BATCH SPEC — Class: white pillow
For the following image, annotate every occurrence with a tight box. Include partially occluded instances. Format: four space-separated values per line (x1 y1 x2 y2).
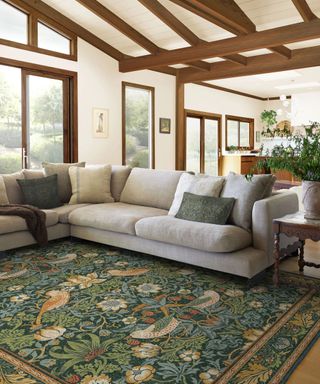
69 165 114 204
0 176 9 204
168 173 225 216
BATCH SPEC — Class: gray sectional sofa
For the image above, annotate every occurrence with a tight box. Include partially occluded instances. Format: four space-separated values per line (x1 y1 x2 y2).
0 166 298 278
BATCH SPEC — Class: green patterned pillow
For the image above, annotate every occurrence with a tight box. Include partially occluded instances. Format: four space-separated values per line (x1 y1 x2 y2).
175 192 235 225
17 174 62 209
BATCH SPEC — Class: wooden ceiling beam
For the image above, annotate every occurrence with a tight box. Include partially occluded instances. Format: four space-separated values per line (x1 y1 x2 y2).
21 0 125 60
223 54 247 65
76 0 160 54
169 0 291 59
177 45 320 83
291 0 318 22
119 19 320 72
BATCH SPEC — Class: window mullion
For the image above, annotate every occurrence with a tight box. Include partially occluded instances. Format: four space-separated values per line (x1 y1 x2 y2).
28 13 38 47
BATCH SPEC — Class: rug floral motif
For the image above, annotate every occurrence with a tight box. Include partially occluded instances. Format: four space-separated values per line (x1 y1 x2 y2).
0 240 319 384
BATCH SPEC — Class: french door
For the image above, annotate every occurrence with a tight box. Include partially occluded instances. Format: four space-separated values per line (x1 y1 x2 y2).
0 63 75 173
185 110 222 175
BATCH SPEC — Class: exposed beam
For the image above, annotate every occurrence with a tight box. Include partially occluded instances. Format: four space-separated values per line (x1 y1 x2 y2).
169 0 291 59
291 0 318 22
76 0 160 54
179 0 256 34
178 45 320 83
138 0 201 46
119 19 320 72
223 54 247 65
21 0 125 61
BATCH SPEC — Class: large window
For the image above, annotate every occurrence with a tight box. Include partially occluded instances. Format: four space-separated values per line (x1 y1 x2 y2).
122 82 155 168
185 110 221 175
225 115 254 150
0 60 77 173
0 0 77 60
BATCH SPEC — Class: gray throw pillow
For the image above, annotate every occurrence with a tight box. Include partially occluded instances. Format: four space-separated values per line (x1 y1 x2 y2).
175 192 235 225
42 162 85 203
17 174 62 209
221 172 276 230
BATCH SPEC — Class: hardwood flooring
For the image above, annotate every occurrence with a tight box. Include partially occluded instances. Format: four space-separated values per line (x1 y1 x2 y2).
280 240 320 383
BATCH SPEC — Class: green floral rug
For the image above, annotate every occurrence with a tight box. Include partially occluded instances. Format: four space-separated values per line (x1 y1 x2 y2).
0 240 319 384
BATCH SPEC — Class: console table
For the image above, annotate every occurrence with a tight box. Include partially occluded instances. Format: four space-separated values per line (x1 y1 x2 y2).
273 212 320 286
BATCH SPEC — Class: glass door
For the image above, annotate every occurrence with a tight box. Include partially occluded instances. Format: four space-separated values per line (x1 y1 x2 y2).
185 111 221 175
0 65 22 173
24 72 66 168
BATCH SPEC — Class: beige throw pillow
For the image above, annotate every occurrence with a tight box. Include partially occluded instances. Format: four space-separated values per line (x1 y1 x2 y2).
2 171 24 204
0 176 9 204
168 173 225 216
221 172 276 230
69 165 114 204
42 162 85 203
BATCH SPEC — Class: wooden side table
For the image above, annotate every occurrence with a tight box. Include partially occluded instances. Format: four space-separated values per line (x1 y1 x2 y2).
273 212 320 286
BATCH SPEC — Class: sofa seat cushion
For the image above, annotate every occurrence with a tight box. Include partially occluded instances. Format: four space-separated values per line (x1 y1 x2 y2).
51 204 90 223
69 203 168 235
135 216 252 253
0 210 58 235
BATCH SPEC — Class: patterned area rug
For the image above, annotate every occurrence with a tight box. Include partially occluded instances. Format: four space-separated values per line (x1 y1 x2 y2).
0 240 319 384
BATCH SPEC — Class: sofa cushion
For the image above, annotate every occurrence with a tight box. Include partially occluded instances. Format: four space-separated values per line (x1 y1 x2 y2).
2 171 24 204
0 209 58 235
17 174 62 209
221 173 276 230
135 215 252 253
120 168 184 210
23 169 45 179
69 202 168 235
111 165 132 201
0 176 9 204
43 161 86 203
51 204 89 223
169 173 225 216
69 165 114 204
175 192 235 225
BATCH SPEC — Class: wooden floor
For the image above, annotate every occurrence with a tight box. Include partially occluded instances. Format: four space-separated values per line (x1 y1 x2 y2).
280 240 320 383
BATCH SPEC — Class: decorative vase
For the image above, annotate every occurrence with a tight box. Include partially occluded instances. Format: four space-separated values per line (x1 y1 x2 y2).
302 180 320 220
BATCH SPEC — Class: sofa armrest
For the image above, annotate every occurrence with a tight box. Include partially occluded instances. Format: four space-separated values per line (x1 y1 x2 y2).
252 191 299 265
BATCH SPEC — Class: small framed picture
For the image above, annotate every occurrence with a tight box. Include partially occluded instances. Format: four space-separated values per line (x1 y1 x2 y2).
93 108 108 138
159 118 171 134
256 131 261 143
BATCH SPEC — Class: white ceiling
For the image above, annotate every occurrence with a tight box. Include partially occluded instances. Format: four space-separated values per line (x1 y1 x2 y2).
42 0 320 97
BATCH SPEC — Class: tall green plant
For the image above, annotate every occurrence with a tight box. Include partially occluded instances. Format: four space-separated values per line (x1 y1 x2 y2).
256 122 320 181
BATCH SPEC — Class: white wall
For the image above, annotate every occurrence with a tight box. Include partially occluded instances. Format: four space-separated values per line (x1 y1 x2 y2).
0 39 176 169
291 91 320 126
185 83 265 151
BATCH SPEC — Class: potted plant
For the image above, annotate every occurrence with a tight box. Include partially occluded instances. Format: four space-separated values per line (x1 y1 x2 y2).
256 122 320 219
260 110 277 137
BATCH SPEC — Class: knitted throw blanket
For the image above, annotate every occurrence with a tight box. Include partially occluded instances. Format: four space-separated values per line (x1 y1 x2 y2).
0 204 48 246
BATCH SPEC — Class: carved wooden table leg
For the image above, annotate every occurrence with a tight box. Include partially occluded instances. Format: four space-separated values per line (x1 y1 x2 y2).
273 232 280 286
298 239 305 272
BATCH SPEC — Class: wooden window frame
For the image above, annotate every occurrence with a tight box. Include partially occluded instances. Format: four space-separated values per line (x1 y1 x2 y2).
225 114 254 150
185 109 222 175
122 81 155 169
0 56 78 167
0 0 77 61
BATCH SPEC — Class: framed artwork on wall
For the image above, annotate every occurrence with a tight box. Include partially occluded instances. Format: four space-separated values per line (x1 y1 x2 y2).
93 108 109 138
159 118 171 134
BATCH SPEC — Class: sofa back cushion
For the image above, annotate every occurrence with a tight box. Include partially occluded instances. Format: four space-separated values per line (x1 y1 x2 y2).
221 172 276 230
1 171 24 204
43 161 85 203
0 176 9 204
120 168 184 210
23 169 45 179
111 165 132 202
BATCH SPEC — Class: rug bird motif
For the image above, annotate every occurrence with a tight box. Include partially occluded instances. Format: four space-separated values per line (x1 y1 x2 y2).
0 240 319 384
